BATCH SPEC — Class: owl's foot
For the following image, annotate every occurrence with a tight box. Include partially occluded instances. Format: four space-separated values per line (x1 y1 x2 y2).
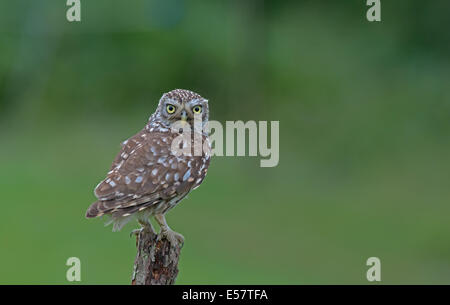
130 219 156 238
130 228 143 238
154 213 184 246
157 228 184 247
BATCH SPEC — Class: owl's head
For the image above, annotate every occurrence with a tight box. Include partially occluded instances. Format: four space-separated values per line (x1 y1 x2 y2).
155 89 209 129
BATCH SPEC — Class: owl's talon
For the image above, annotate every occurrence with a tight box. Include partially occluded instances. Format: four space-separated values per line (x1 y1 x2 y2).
130 228 142 238
154 213 184 246
158 229 184 247
130 222 156 238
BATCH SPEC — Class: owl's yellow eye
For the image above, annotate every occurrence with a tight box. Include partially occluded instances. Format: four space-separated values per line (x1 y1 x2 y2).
192 105 202 114
166 104 176 114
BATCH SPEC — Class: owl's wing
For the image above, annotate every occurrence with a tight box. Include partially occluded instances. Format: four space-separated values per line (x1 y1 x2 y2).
85 129 209 218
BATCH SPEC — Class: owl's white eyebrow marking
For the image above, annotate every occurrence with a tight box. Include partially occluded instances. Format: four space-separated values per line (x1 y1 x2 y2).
187 98 200 105
183 169 191 181
125 176 131 184
135 176 143 183
164 97 181 105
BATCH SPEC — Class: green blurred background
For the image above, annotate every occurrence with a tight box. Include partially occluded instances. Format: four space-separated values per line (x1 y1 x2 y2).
1 0 449 284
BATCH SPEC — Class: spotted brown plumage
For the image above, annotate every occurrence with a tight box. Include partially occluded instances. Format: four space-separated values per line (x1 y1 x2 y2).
86 89 211 245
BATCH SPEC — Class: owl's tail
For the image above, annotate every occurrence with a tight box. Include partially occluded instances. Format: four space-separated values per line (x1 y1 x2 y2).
85 201 100 218
86 198 126 217
86 200 138 231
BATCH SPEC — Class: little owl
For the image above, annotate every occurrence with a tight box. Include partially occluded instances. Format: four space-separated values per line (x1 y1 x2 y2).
85 89 211 245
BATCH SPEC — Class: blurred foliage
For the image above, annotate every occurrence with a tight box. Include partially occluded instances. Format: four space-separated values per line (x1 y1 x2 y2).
0 0 449 284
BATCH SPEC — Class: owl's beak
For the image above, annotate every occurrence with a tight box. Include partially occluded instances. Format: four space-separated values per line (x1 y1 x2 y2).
180 110 188 122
